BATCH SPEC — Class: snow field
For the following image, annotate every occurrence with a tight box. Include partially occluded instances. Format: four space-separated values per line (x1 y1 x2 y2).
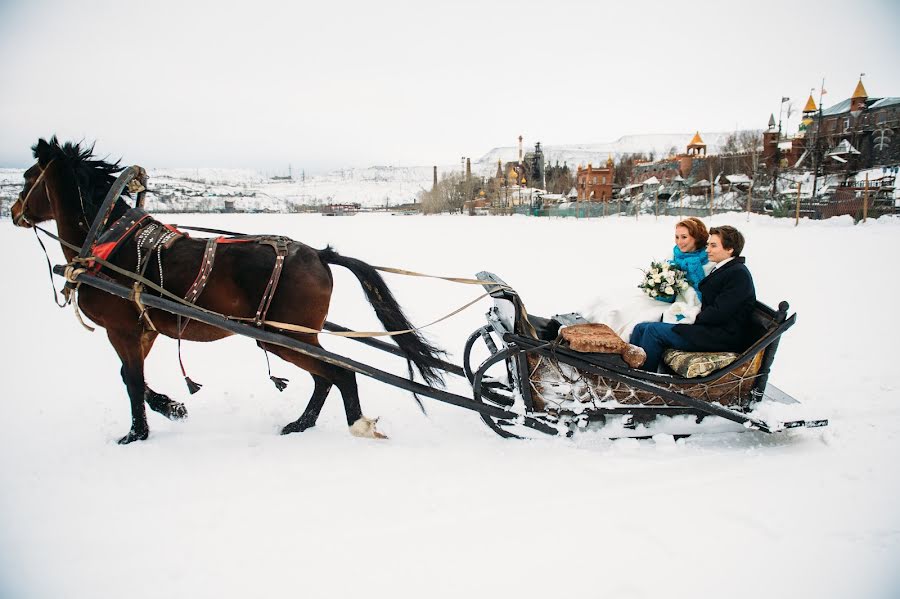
1 212 899 599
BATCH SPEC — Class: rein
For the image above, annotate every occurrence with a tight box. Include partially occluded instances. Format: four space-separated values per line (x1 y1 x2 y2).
39 220 508 339
26 163 514 339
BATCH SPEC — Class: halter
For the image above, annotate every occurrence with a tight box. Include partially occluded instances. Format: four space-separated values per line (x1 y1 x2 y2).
13 159 56 227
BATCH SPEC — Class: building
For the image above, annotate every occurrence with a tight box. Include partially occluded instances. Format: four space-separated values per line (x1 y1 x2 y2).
576 157 615 201
631 132 711 185
804 77 900 170
522 142 546 189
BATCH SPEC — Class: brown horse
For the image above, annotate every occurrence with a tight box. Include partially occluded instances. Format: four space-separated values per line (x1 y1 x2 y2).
11 137 445 444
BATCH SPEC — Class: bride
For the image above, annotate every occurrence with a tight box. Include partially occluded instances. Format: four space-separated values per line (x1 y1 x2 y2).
586 217 712 340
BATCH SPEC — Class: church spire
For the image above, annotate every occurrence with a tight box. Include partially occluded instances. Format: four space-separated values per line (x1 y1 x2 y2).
803 94 817 113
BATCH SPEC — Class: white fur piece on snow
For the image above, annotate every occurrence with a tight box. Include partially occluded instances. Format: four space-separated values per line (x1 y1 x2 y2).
349 416 388 439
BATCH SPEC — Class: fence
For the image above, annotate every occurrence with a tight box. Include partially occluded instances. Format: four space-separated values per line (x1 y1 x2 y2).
501 188 899 223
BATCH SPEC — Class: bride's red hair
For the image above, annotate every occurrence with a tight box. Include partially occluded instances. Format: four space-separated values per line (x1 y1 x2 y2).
676 217 709 248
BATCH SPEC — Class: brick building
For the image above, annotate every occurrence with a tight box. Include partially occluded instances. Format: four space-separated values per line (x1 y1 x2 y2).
631 132 711 185
576 157 615 201
803 78 900 171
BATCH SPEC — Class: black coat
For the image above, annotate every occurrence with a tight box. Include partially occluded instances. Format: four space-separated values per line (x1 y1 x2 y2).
672 256 756 351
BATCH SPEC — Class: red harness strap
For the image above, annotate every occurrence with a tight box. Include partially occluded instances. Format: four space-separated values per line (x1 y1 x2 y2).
87 213 152 271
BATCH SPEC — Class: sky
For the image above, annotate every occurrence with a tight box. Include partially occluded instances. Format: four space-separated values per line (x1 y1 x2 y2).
1 0 898 172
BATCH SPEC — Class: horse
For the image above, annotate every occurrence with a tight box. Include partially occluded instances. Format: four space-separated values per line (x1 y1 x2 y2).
11 137 445 444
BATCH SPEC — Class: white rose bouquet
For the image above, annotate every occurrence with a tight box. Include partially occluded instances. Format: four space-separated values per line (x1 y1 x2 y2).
638 261 690 303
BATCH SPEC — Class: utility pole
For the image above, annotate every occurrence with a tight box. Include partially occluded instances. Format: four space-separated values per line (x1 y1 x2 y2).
747 180 753 222
655 186 659 220
863 173 869 223
772 96 789 202
810 79 825 203
794 180 803 226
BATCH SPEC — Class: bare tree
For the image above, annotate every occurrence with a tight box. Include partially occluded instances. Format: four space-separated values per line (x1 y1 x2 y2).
613 152 650 186
545 162 574 194
418 172 480 214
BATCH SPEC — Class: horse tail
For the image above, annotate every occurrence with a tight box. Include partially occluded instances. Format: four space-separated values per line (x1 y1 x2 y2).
317 246 446 390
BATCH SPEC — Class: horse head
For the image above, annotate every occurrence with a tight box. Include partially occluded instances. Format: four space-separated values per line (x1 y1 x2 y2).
11 137 123 231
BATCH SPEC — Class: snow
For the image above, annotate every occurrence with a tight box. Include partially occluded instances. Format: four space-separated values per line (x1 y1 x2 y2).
1 211 899 599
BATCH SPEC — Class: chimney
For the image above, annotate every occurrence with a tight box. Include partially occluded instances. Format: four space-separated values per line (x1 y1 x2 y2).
433 166 437 190
466 157 471 181
518 135 523 163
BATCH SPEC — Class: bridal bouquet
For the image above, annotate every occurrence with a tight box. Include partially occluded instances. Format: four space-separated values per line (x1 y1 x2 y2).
639 261 689 303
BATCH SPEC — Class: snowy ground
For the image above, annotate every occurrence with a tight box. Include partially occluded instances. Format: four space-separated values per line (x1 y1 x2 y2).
1 212 899 599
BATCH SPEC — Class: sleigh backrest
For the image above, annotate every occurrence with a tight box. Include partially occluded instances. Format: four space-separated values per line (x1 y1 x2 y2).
746 300 793 398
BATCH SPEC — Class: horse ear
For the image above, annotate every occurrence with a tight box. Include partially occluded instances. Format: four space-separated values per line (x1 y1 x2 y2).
34 138 52 167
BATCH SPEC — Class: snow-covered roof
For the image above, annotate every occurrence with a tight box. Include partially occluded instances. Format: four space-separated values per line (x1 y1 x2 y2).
821 98 853 117
621 183 643 191
691 179 710 187
870 97 900 110
725 174 752 184
642 176 660 186
827 139 861 156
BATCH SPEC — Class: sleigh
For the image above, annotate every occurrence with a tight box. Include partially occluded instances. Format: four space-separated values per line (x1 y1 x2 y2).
461 272 829 438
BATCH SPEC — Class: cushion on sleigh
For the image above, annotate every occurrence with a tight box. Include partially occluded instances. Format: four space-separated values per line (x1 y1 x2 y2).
662 349 739 378
560 323 646 368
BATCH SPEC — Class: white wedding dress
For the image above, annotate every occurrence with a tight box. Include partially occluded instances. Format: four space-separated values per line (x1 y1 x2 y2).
584 260 714 342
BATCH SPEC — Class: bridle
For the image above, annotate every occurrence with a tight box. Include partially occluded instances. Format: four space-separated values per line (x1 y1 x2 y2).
14 159 55 227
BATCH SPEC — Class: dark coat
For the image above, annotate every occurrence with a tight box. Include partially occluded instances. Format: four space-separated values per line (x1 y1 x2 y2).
672 256 756 351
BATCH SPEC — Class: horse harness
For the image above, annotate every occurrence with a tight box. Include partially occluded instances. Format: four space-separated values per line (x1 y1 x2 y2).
185 234 291 326
91 206 292 331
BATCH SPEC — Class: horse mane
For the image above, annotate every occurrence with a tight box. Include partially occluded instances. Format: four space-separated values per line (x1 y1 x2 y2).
32 136 125 218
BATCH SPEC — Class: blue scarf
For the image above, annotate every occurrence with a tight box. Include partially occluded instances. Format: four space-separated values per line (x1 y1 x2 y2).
671 246 708 298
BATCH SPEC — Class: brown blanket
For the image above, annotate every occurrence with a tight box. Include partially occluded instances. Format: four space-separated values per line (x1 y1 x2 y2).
560 323 646 368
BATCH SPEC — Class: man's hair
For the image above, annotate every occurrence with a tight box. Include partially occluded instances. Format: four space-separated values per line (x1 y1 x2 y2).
676 217 709 248
709 225 745 257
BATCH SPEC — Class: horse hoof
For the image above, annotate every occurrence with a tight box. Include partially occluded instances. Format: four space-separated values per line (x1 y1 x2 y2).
281 420 314 435
117 428 149 445
349 416 388 440
145 391 187 421
166 402 188 421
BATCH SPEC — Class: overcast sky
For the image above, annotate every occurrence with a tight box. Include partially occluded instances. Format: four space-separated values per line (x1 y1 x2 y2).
1 0 898 172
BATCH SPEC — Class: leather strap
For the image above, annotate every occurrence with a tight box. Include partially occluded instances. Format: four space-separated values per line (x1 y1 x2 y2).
254 237 290 326
185 237 219 304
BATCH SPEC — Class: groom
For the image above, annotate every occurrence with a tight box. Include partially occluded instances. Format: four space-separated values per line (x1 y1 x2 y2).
630 225 756 371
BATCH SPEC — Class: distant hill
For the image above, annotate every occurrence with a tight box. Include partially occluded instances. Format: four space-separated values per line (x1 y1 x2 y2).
473 132 736 175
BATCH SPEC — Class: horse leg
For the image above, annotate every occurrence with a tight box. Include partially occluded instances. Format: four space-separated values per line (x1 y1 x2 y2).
107 328 150 444
261 341 385 439
137 330 188 421
331 366 387 439
281 374 332 435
